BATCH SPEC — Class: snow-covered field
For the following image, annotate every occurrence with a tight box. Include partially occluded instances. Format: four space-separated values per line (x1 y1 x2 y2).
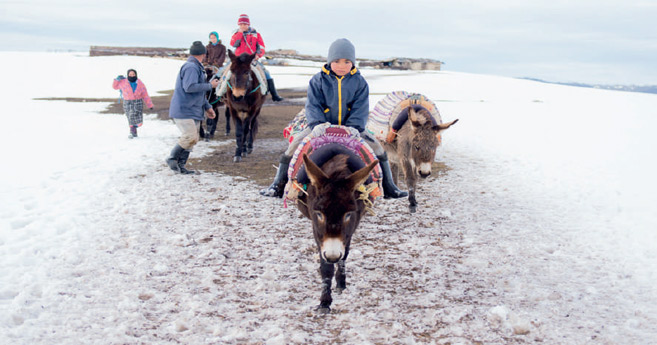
1 52 656 344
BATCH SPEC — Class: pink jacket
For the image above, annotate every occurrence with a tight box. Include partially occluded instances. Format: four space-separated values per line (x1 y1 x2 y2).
112 79 154 108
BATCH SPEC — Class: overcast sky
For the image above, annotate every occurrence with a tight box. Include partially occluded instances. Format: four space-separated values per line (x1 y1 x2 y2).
2 0 655 85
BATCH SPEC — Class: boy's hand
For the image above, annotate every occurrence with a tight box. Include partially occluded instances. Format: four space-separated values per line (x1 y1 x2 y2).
210 79 220 88
206 108 216 119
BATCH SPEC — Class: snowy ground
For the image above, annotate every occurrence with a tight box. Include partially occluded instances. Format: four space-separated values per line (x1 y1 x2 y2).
1 52 656 344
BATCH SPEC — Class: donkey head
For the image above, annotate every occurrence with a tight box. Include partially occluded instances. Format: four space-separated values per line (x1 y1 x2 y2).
408 108 458 178
227 50 256 98
301 153 378 263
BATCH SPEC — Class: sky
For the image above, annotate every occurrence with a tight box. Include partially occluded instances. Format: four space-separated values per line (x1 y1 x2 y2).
1 0 656 85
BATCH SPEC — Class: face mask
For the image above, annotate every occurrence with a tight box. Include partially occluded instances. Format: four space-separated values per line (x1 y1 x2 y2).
128 76 137 82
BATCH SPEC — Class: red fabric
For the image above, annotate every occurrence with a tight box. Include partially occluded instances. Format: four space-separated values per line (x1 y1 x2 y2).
238 14 250 25
230 30 265 58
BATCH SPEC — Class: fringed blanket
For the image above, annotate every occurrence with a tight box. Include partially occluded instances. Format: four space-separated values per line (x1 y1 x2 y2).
283 124 382 209
366 91 442 141
283 109 308 143
215 62 268 99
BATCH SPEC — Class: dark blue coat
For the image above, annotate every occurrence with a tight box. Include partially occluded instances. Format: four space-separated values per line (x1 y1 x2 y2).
169 56 212 120
305 65 369 132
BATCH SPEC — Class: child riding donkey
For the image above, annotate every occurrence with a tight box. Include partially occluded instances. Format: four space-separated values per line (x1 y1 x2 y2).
260 38 407 199
216 14 284 102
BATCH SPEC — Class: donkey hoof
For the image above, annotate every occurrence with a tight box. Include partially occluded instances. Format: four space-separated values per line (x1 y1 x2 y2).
233 156 242 163
247 148 253 154
315 306 331 314
409 204 417 213
241 151 248 157
225 131 230 136
334 287 344 295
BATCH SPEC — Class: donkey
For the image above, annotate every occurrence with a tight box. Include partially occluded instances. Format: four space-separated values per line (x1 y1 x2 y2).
297 153 379 313
202 67 230 138
384 107 458 212
224 50 265 162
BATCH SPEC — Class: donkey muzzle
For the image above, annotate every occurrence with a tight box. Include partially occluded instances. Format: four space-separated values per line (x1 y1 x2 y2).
321 238 345 263
418 162 432 178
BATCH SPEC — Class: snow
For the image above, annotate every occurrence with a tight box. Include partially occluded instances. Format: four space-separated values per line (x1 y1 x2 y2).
1 51 657 344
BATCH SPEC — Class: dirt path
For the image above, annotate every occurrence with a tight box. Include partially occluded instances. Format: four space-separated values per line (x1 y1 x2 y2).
41 89 306 186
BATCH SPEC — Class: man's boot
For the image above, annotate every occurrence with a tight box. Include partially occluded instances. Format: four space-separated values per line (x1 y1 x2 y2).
129 126 138 139
267 78 284 102
378 153 408 199
177 149 198 175
166 144 185 172
259 155 291 197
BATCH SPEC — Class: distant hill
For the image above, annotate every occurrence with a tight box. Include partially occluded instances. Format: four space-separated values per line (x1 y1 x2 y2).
521 77 657 95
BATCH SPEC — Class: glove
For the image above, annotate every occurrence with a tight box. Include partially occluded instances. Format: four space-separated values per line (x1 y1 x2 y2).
116 75 125 80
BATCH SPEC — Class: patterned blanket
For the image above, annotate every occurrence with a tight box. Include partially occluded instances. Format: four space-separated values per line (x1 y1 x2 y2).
283 124 382 208
215 61 268 98
366 91 442 141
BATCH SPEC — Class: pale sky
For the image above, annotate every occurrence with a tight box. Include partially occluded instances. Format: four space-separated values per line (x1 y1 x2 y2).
1 0 655 85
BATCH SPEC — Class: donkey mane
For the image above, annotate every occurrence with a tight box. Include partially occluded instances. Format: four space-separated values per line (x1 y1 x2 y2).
321 155 352 180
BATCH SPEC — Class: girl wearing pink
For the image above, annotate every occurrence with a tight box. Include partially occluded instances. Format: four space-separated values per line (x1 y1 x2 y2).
112 69 154 138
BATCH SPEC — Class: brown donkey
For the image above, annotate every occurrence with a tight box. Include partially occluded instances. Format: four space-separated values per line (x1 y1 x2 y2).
224 50 265 162
384 107 458 212
297 153 379 313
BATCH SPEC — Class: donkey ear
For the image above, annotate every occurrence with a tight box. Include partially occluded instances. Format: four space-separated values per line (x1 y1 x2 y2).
432 119 459 132
246 53 257 64
228 50 236 61
408 108 426 127
302 153 329 187
346 159 379 192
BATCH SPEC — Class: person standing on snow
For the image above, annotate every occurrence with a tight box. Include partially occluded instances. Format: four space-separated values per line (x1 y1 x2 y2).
112 69 153 138
166 41 220 175
229 13 284 102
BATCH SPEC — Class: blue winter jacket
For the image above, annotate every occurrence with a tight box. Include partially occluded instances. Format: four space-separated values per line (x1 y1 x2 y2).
305 65 369 132
169 56 212 120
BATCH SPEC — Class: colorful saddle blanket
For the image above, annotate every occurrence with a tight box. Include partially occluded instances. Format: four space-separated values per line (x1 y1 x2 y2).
215 61 268 98
283 124 382 207
366 91 442 141
283 108 308 143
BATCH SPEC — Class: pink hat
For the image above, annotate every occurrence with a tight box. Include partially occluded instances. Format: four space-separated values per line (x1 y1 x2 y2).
238 14 250 25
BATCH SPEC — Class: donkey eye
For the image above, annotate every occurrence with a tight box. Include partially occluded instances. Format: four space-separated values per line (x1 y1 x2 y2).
314 211 325 222
415 145 421 151
343 212 354 223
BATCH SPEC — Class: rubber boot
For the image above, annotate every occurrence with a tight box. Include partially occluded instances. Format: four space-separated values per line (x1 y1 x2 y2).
259 155 291 197
267 78 284 102
166 144 185 172
177 149 198 175
378 153 408 199
129 126 138 139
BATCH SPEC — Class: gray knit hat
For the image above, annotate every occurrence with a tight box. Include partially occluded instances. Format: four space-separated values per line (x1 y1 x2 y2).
189 41 206 56
327 38 355 65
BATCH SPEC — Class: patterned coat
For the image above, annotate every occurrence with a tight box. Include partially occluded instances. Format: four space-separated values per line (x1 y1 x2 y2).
112 79 153 108
230 27 265 58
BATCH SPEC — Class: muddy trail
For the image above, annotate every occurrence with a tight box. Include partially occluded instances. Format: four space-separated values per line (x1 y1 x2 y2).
40 89 307 186
41 88 449 186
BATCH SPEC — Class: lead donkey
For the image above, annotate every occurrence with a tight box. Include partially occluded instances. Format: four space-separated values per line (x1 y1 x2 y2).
283 124 382 313
367 92 458 212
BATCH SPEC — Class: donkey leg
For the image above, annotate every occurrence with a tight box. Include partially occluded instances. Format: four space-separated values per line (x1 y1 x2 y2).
317 259 335 313
403 161 418 212
335 259 347 294
241 121 250 157
224 107 231 136
233 119 244 162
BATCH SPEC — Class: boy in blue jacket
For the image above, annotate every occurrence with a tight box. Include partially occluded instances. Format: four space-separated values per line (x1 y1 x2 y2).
260 38 407 198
